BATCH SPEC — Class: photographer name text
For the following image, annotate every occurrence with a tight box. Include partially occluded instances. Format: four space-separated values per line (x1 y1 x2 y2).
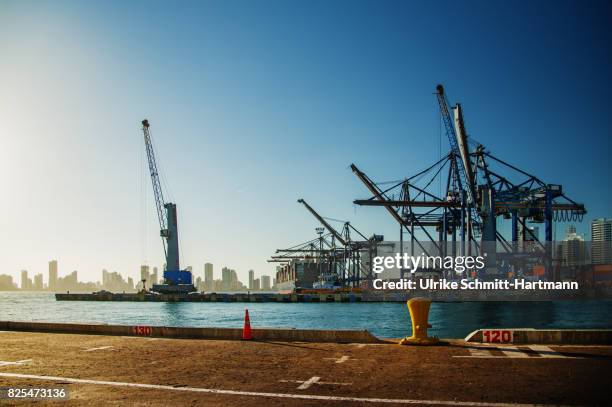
373 278 579 290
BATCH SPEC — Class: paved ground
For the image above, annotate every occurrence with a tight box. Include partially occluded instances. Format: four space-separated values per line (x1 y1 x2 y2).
0 331 610 406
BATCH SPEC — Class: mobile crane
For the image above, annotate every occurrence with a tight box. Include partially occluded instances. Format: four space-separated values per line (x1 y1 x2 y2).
141 119 195 294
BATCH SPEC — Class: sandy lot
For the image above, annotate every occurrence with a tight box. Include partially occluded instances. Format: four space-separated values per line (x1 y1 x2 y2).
0 331 610 406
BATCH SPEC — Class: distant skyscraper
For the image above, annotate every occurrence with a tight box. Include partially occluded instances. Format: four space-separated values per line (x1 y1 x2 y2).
221 267 230 291
140 265 150 287
248 270 254 290
261 275 271 290
151 267 158 285
221 267 240 291
204 263 213 291
21 270 30 290
34 273 43 290
591 218 612 265
68 271 78 287
48 260 58 291
100 269 135 292
559 225 585 267
0 274 16 290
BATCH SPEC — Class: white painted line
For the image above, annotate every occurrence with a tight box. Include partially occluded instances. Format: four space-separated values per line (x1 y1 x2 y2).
0 371 571 406
453 356 512 359
127 336 162 341
454 345 581 359
324 355 353 364
454 347 522 359
280 377 351 389
318 380 351 386
297 376 319 390
529 345 575 358
83 346 113 352
336 355 350 364
501 346 530 358
453 347 497 358
0 359 32 367
469 347 493 357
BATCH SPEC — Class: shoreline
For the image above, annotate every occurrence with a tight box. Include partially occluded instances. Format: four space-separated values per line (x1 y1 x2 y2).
52 287 612 302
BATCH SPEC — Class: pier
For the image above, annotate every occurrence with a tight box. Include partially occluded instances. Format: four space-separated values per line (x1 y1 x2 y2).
55 291 364 303
1 329 610 406
55 287 610 302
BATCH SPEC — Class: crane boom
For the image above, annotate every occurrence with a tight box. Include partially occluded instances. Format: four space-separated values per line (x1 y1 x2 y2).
142 119 167 245
435 85 476 205
297 199 348 246
435 85 482 239
350 164 405 226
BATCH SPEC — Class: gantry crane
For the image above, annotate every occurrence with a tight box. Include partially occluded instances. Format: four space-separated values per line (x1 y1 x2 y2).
297 199 375 287
351 85 586 280
141 119 195 294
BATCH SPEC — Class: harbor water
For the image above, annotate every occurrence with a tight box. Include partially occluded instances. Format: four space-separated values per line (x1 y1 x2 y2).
1 292 611 338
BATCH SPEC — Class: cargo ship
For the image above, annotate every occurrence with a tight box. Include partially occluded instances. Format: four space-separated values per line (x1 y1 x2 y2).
275 259 359 293
275 259 322 293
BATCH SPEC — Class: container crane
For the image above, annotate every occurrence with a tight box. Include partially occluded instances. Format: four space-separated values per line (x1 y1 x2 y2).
351 84 586 280
141 119 195 294
296 199 381 287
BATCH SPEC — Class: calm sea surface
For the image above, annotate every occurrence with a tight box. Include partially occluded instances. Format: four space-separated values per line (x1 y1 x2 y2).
1 292 611 338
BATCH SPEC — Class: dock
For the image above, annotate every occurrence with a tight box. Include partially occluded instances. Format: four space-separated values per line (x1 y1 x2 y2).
55 291 364 302
55 287 611 302
1 328 610 406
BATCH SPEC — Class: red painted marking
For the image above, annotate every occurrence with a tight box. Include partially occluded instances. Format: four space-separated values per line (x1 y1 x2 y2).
133 326 152 336
482 329 513 343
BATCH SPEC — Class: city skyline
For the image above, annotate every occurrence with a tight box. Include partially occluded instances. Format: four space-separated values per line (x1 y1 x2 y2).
0 259 274 292
1 1 610 283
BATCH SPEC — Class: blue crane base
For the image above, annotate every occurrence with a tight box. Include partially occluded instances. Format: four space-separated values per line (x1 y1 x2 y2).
163 270 193 285
151 270 196 294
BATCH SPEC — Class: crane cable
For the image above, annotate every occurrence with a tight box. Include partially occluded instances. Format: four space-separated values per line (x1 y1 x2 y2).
139 129 149 266
554 210 584 222
439 105 442 198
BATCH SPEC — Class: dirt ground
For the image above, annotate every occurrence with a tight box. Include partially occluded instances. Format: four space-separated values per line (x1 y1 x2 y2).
0 331 610 406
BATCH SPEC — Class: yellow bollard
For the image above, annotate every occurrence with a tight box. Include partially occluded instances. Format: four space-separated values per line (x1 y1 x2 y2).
399 297 439 345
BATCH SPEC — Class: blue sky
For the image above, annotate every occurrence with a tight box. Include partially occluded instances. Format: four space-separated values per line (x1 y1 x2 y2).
1 0 610 284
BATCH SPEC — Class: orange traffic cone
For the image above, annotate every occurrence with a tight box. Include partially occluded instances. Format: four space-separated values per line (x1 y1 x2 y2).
242 309 252 340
